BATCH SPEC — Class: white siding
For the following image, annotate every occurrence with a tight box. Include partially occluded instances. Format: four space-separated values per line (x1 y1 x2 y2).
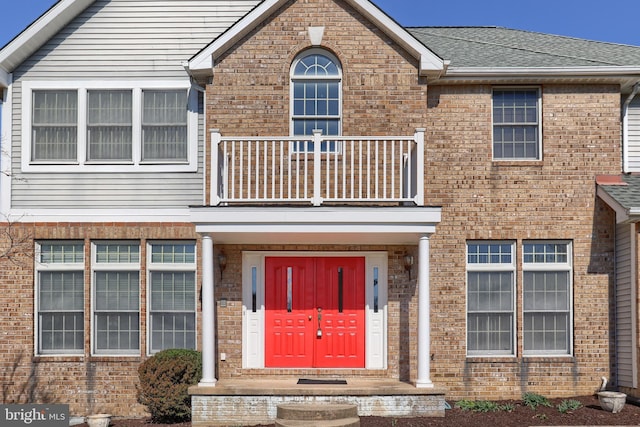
627 98 640 172
615 223 637 388
10 0 259 209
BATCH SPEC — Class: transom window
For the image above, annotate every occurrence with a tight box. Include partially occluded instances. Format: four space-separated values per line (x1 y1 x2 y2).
492 88 541 160
290 50 341 151
23 81 197 172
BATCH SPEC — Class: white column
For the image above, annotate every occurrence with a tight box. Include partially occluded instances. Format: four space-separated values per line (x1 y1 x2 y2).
199 235 217 386
416 234 434 388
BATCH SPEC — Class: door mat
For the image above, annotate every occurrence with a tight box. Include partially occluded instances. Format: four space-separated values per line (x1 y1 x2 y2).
297 378 348 385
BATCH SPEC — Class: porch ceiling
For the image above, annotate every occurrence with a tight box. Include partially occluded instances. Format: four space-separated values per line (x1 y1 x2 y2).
189 206 441 245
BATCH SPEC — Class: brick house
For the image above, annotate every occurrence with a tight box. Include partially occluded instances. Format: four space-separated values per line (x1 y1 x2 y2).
2 0 640 425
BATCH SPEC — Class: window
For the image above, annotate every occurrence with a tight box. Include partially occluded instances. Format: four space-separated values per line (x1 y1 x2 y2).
493 88 540 160
32 90 78 161
92 242 140 355
87 90 133 161
142 90 188 161
23 81 197 172
523 241 572 355
291 50 341 151
148 242 196 353
36 242 85 354
466 242 515 356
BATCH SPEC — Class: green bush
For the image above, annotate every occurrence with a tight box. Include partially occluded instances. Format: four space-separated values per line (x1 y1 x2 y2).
455 400 513 412
522 392 552 410
137 349 202 423
557 399 582 413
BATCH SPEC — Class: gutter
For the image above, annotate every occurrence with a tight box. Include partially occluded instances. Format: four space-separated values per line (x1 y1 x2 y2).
623 82 640 173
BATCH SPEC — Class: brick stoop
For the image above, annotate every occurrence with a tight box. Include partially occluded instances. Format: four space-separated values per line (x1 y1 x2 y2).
275 403 359 427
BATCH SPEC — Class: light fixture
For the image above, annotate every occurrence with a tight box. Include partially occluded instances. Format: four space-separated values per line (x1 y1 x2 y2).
403 253 414 280
218 252 227 280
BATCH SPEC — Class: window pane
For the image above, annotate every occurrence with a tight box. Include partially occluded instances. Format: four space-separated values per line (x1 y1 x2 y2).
468 313 513 353
493 89 539 160
95 313 139 351
150 243 195 264
94 271 139 311
524 313 569 353
150 313 196 352
468 271 514 311
87 90 133 161
142 90 188 161
95 243 140 263
32 90 78 161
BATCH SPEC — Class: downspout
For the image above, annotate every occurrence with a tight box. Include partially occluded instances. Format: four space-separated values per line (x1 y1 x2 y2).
189 79 207 205
622 82 640 173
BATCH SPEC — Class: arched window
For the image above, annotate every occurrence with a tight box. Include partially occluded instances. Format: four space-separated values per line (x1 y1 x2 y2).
291 50 342 149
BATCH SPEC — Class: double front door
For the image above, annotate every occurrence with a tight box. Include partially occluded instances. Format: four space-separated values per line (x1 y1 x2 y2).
265 256 365 368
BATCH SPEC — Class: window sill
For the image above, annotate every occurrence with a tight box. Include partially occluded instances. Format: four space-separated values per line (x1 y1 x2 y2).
34 355 143 363
491 160 543 167
466 356 575 363
22 162 198 173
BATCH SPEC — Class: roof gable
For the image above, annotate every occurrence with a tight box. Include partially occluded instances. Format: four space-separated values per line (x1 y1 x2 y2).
186 0 446 79
0 0 95 87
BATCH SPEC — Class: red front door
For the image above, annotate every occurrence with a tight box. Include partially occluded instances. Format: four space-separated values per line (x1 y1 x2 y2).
265 257 365 368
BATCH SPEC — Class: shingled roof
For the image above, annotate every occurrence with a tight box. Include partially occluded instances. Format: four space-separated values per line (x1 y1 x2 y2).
597 175 640 223
408 26 640 68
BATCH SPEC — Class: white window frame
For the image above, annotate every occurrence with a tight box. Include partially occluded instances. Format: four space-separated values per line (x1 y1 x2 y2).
91 241 141 356
492 87 542 161
289 49 342 153
522 240 573 356
466 241 516 357
21 80 198 173
146 241 197 355
35 241 85 356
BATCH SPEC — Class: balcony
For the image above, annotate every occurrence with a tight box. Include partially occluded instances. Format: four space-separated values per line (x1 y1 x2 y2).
210 129 425 207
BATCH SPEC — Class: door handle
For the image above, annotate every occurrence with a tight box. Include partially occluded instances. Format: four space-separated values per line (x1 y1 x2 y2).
317 307 322 337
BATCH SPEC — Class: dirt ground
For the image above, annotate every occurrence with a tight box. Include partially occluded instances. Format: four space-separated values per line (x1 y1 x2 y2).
83 395 640 426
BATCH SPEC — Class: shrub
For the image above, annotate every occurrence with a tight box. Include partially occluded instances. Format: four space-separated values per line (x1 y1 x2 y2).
455 400 511 412
557 399 582 413
522 392 552 410
137 349 202 423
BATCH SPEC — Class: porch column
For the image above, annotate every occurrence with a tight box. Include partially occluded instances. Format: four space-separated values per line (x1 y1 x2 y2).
199 235 217 386
416 234 434 388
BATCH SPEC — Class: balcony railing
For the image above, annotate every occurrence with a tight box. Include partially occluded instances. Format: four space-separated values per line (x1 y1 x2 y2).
210 129 424 206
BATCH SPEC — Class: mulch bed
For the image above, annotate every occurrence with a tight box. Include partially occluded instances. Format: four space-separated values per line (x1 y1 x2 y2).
88 395 640 426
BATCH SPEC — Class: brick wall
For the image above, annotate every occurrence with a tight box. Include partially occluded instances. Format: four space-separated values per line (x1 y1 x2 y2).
0 222 199 417
425 84 619 399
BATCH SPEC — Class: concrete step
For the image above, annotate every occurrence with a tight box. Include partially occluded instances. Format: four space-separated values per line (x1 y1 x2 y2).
275 417 360 427
276 403 358 421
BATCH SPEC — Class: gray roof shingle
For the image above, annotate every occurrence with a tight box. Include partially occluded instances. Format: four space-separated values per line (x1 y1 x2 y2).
599 175 640 211
407 27 640 68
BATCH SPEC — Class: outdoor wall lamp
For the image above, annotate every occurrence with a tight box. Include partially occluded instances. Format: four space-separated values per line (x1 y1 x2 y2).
218 252 227 280
403 253 414 280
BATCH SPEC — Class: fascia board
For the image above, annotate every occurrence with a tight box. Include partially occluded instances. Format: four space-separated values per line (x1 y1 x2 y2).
0 69 8 89
443 66 640 78
188 0 444 75
0 0 95 74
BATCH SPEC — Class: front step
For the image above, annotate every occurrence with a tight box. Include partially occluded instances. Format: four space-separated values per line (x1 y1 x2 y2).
275 403 360 427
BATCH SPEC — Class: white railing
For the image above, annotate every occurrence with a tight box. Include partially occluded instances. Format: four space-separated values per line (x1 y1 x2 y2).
210 129 424 206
